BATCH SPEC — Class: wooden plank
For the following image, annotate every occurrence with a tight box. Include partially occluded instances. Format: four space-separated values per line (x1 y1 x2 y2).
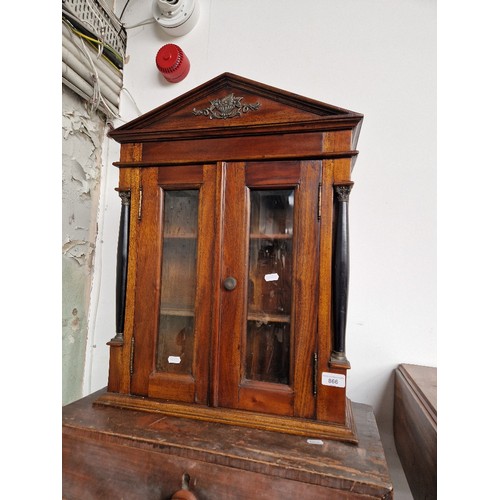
157 164 204 185
207 162 226 408
142 133 324 164
292 160 321 419
95 391 356 443
130 168 161 396
107 147 142 394
245 161 301 186
217 162 248 409
316 160 348 424
191 164 218 404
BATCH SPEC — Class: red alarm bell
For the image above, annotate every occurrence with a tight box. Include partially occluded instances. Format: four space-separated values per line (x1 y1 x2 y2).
155 44 190 83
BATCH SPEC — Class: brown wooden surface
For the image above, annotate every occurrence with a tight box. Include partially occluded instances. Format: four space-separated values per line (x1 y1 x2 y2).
130 167 161 396
107 147 141 394
316 160 349 424
152 163 217 406
217 160 321 418
216 161 247 410
207 162 226 408
394 364 437 500
63 390 393 500
290 160 321 419
142 132 328 165
398 363 437 420
95 391 357 443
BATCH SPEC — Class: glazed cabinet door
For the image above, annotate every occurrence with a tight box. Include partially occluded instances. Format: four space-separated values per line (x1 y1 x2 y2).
131 165 217 404
217 161 321 418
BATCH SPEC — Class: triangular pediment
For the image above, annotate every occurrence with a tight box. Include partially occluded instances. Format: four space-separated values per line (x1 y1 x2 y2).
109 73 363 143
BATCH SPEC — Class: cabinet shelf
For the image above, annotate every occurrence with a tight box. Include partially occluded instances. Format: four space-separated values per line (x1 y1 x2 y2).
249 233 292 240
160 307 195 317
163 233 197 239
247 312 291 324
160 310 289 322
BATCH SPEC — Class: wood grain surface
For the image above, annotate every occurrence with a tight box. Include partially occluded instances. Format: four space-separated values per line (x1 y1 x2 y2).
394 364 436 500
63 389 392 499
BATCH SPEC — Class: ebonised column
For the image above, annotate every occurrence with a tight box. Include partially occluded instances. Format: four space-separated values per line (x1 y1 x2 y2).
109 190 131 345
330 182 353 365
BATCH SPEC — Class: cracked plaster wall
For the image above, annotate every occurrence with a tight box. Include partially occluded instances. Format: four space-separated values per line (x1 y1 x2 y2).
62 85 105 405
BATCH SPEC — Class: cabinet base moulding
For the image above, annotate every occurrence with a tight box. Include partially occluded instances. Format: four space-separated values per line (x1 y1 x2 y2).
94 391 358 444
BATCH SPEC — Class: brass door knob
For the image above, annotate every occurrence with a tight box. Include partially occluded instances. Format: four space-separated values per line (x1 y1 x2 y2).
223 276 237 291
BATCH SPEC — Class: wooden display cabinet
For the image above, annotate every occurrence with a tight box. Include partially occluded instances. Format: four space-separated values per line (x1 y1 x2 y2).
96 73 363 443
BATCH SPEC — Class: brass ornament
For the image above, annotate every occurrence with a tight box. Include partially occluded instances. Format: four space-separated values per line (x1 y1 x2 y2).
193 93 261 119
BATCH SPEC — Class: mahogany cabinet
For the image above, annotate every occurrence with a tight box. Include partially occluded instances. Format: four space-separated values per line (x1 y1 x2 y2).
96 73 364 443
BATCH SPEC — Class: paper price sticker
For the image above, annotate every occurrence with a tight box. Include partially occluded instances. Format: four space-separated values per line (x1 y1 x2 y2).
306 439 324 445
264 273 279 282
321 372 346 388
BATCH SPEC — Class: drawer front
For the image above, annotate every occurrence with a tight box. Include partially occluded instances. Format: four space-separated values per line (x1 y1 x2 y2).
63 431 388 500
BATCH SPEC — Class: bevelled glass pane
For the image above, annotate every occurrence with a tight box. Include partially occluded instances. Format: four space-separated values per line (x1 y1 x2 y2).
246 190 294 384
157 190 199 374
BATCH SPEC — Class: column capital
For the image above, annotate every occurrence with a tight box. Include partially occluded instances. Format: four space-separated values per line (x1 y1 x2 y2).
118 190 131 205
334 182 354 202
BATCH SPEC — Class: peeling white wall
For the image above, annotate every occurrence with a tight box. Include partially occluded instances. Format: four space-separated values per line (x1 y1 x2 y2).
86 0 436 437
62 85 105 404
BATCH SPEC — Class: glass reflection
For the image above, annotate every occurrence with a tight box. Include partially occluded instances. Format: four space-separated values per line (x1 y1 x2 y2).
246 190 294 384
157 190 199 375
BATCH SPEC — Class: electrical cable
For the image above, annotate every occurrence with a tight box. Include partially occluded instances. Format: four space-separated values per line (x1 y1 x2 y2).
64 19 121 119
64 20 145 124
122 18 156 29
81 39 121 119
62 5 99 39
83 0 105 57
62 11 124 69
66 23 120 70
118 0 156 30
62 4 149 122
121 87 143 116
119 0 132 20
65 17 123 66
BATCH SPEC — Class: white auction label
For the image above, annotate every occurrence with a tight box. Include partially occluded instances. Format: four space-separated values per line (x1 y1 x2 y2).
168 356 181 364
321 372 346 388
306 439 324 445
264 273 279 282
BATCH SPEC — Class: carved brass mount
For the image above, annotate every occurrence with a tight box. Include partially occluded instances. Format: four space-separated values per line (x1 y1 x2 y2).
192 93 261 120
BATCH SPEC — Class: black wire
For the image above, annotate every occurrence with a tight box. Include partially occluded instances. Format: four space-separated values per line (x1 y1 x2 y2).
119 0 131 21
62 13 124 69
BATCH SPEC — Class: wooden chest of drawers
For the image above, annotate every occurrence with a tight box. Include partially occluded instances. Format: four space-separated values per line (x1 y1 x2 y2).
63 389 393 499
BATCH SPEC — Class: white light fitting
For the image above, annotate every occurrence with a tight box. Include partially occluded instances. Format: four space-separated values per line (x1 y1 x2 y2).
153 0 200 37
